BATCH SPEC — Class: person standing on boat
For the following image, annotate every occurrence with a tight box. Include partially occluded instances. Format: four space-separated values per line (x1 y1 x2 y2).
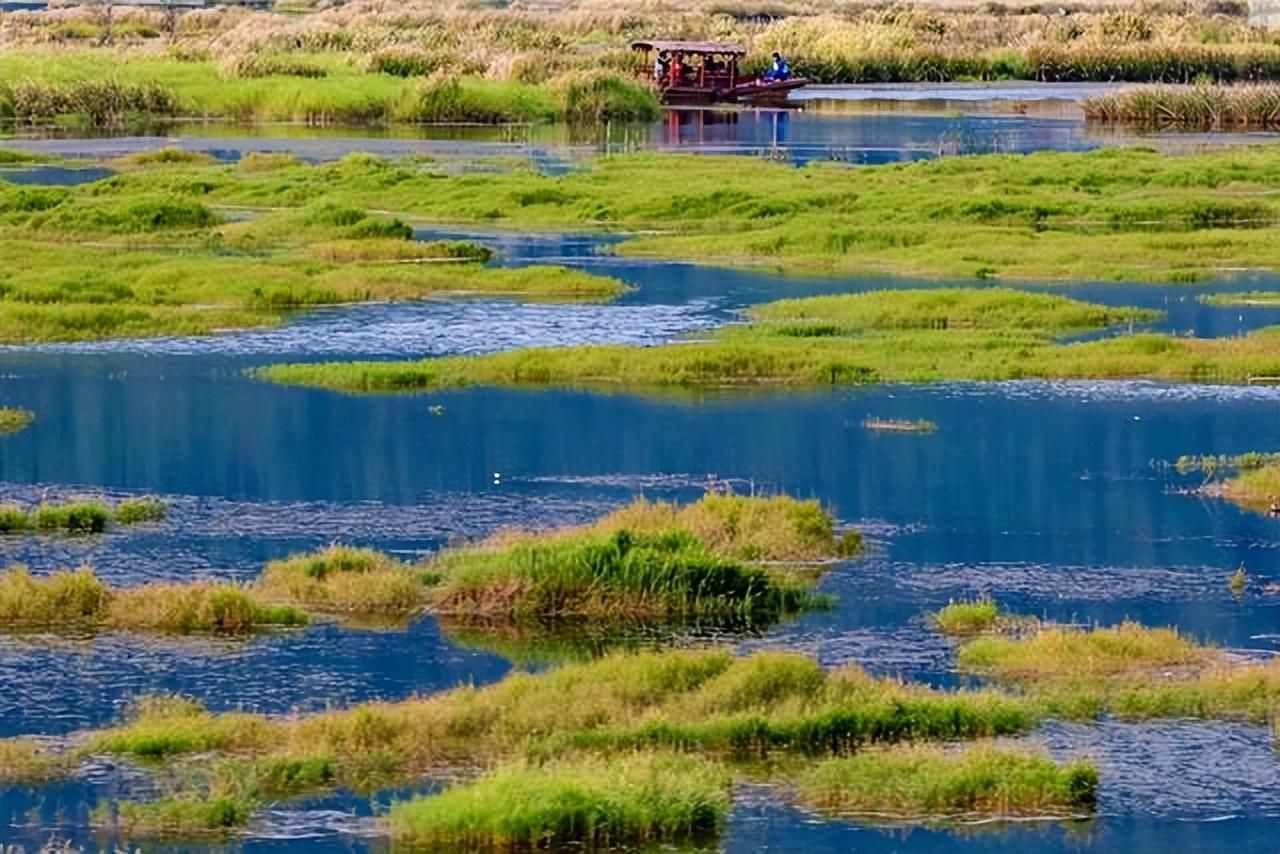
765 52 791 81
654 51 670 85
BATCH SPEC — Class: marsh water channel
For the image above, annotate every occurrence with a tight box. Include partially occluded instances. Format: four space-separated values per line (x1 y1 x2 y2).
1 100 1280 852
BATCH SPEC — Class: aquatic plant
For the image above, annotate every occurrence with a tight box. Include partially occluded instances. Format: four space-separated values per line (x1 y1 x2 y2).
89 695 283 759
426 494 855 619
114 496 168 524
386 752 730 848
0 408 35 435
1198 291 1280 307
933 598 1003 635
796 744 1098 818
862 418 936 434
956 621 1208 679
1228 565 1248 596
255 545 428 614
1084 85 1280 128
0 566 306 634
109 796 252 837
34 501 112 534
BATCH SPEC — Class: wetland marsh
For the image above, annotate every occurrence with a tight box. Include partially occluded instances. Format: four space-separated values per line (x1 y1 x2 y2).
3 2 1280 850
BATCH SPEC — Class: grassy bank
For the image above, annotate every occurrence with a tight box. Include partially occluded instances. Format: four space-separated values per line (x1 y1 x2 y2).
0 566 308 634
258 287 1280 393
797 745 1098 819
0 50 659 126
1173 450 1280 513
387 752 729 848
0 161 626 342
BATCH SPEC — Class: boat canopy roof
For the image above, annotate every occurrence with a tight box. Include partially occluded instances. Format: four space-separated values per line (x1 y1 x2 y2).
631 40 746 56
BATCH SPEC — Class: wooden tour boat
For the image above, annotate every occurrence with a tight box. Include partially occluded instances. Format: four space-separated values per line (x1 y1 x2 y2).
631 40 807 107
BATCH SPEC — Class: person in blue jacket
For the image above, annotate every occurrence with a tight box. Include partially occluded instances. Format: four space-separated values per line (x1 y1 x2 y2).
764 52 790 81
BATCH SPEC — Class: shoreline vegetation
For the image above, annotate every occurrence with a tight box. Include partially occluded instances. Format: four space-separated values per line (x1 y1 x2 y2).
259 287 1279 393
3 2 1280 128
0 496 166 533
0 495 858 637
1083 84 1280 129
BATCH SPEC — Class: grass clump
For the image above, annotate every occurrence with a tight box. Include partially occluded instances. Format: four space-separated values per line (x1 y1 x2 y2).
107 583 309 634
387 752 729 848
33 501 112 534
0 408 34 435
0 737 65 783
934 599 1002 635
1173 450 1280 513
114 496 168 524
425 495 857 620
0 567 111 628
956 621 1208 679
109 796 252 837
0 566 307 635
1198 292 1280 307
796 745 1098 819
89 695 283 759
256 545 427 615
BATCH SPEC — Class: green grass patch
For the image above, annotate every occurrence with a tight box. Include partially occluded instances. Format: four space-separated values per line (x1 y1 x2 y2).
1198 291 1280 307
956 621 1209 679
108 796 253 837
0 497 167 533
260 286 1280 393
426 494 856 620
796 744 1098 819
89 695 284 759
256 545 428 615
387 751 728 848
0 737 66 783
934 599 1002 635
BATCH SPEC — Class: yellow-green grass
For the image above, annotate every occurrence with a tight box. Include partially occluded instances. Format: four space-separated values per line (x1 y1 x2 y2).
425 494 856 619
257 287 1280 394
255 545 429 615
796 744 1098 819
934 599 1003 635
83 650 1038 773
1219 463 1280 512
0 737 65 783
386 751 730 848
956 621 1209 679
0 566 308 634
19 147 1280 286
109 796 252 837
0 408 34 435
1084 85 1280 129
0 497 164 533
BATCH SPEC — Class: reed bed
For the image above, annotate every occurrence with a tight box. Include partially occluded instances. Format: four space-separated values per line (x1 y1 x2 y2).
1084 85 1280 128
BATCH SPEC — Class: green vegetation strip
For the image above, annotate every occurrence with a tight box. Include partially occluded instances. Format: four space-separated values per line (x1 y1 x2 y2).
1174 450 1280 513
933 601 1280 722
0 496 165 534
797 745 1098 820
387 752 729 849
259 287 1280 392
0 156 624 343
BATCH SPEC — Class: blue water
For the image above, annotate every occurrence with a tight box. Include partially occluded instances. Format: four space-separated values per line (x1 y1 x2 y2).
2 117 1280 850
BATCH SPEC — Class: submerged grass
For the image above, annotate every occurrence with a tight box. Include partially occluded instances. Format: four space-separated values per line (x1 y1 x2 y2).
386 752 730 848
0 407 34 435
796 745 1098 819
